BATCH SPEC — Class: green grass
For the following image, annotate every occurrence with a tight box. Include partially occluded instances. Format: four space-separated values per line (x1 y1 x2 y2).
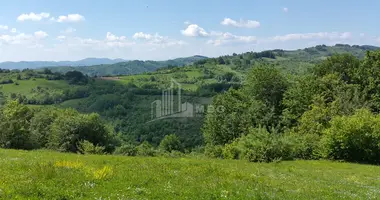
1 79 71 96
59 97 90 108
1 149 379 199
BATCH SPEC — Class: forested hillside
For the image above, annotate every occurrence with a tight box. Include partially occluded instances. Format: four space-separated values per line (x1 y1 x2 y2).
43 44 379 77
1 44 380 166
48 55 208 76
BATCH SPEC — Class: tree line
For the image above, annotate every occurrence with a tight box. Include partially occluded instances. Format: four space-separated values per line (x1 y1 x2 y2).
203 50 380 164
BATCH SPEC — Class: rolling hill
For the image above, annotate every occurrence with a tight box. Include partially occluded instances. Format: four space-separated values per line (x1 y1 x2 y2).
48 55 208 76
47 44 379 76
0 58 128 70
1 44 380 150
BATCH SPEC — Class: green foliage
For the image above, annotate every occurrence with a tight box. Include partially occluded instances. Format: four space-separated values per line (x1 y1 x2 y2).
282 75 320 127
204 144 223 158
77 140 105 155
50 56 207 76
3 46 380 165
64 71 88 85
29 107 60 148
245 65 288 110
114 143 137 156
202 89 268 146
48 109 112 153
0 100 35 149
159 134 183 153
312 54 360 83
222 127 293 162
282 132 322 160
136 141 156 156
320 109 380 164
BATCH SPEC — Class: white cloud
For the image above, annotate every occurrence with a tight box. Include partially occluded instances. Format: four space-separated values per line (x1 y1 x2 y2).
207 32 257 46
34 31 48 39
11 28 17 33
56 14 85 23
221 18 260 28
181 24 209 37
102 32 133 47
360 33 365 37
17 12 50 21
0 33 35 45
133 32 186 47
272 32 352 41
283 7 289 12
62 27 76 34
133 32 153 40
377 37 380 43
106 32 127 41
184 21 191 25
0 25 8 30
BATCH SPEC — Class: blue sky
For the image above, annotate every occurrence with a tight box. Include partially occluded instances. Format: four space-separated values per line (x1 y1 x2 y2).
0 0 379 61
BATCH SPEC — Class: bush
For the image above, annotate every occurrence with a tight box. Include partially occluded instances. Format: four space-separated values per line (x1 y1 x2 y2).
136 141 156 156
159 134 183 153
48 109 112 153
77 140 105 155
320 109 380 164
204 144 223 158
283 132 322 160
114 144 137 156
222 127 293 162
0 100 36 149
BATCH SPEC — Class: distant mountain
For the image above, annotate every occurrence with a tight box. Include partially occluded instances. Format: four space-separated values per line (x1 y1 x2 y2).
0 58 128 70
48 55 208 76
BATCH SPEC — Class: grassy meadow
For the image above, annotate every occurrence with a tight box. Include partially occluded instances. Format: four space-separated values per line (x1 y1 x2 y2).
1 79 68 94
0 149 379 199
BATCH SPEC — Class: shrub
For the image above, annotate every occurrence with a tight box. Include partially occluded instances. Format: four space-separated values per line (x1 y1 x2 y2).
204 144 223 158
222 127 293 162
320 109 380 164
159 134 183 153
48 109 112 153
222 143 241 159
283 132 322 160
77 140 105 155
114 144 137 156
136 141 156 157
0 100 36 149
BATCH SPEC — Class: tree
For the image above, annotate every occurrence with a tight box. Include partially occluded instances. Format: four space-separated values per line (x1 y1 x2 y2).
29 107 60 148
221 72 235 82
282 75 320 127
159 134 183 152
244 65 288 124
64 71 88 85
312 54 360 83
217 57 225 65
202 89 269 146
48 109 112 153
0 100 35 149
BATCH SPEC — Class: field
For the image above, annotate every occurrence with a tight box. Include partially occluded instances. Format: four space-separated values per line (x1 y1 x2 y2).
0 79 69 95
105 64 242 92
0 149 379 199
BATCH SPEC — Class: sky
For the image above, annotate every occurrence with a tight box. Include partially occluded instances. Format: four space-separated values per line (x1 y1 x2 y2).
0 0 379 62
